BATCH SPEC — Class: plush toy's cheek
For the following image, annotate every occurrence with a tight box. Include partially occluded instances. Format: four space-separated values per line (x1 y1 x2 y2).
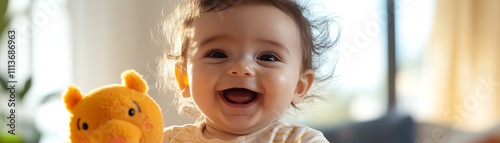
78 139 90 143
71 132 90 143
144 123 153 130
141 117 153 131
70 120 91 143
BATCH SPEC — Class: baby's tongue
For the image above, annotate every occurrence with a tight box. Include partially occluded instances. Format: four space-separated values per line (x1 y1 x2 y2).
223 88 257 104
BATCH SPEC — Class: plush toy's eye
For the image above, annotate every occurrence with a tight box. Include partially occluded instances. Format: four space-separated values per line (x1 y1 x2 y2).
77 118 89 130
128 108 135 116
82 122 88 130
128 101 141 117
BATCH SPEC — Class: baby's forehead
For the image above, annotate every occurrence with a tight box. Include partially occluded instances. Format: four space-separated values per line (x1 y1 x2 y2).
196 2 295 23
201 0 275 12
191 3 300 43
191 4 299 36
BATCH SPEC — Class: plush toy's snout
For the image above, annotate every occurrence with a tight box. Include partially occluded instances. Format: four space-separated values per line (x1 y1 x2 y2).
89 120 141 143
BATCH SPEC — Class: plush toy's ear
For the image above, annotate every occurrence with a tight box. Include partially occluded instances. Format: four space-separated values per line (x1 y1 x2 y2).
122 69 148 93
63 85 83 111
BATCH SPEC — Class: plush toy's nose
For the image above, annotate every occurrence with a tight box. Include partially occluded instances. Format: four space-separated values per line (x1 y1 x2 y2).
89 119 141 143
108 136 126 143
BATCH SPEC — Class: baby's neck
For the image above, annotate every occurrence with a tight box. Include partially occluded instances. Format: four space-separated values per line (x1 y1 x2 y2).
203 124 243 141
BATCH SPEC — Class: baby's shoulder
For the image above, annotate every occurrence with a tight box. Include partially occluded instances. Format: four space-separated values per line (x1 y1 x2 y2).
163 123 201 143
163 123 198 133
254 121 329 143
263 121 321 134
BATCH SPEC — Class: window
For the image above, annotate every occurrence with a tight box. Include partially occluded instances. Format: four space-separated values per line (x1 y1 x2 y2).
286 0 388 128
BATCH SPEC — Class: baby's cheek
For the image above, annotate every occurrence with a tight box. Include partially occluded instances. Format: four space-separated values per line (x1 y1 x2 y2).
275 73 297 90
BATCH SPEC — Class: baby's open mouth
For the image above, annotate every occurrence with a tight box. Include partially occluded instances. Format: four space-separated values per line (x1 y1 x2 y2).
220 88 259 104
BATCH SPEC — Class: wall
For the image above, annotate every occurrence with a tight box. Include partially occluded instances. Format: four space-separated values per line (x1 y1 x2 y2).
69 0 190 127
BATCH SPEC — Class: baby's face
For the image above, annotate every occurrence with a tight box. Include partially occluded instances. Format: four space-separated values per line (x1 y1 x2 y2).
180 3 311 136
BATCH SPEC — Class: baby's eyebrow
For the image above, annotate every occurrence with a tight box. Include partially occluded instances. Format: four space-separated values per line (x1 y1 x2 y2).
197 35 291 55
256 38 290 55
198 35 231 47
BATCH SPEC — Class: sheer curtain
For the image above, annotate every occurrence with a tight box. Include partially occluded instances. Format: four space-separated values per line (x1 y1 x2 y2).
425 0 500 131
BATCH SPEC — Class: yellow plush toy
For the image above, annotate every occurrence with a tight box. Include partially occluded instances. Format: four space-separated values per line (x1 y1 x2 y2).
63 70 164 143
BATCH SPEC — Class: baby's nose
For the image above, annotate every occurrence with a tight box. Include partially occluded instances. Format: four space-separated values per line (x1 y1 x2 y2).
228 67 254 76
228 60 255 77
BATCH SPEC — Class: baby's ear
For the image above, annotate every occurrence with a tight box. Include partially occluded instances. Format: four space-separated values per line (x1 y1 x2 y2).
175 63 190 98
122 69 148 93
63 85 83 111
292 69 314 104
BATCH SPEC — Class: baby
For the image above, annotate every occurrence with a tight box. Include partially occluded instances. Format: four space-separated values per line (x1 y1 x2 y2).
159 0 339 142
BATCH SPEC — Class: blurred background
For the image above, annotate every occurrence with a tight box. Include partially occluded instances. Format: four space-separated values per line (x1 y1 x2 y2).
0 0 499 142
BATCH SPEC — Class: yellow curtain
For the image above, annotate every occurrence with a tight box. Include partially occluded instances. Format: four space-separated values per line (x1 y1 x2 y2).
426 0 500 131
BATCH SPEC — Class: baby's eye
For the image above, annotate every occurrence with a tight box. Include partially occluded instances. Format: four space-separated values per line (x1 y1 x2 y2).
205 50 228 58
257 53 280 61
